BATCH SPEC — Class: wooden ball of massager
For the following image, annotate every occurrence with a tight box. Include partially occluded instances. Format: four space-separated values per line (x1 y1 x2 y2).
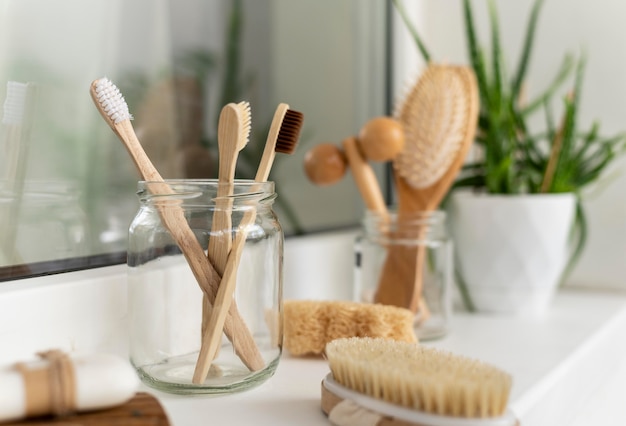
304 143 348 186
358 116 405 162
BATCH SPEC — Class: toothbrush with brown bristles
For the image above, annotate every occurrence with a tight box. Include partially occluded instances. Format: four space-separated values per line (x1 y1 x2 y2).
89 77 265 372
193 103 303 383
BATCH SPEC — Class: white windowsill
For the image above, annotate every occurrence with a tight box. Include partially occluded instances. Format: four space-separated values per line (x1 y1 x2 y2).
1 230 625 425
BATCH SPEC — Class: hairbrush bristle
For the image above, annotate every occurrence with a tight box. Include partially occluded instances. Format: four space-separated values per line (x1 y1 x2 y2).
275 109 303 154
393 65 476 189
92 78 132 124
325 337 512 418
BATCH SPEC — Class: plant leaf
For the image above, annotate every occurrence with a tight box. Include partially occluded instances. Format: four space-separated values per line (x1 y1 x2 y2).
488 0 503 111
522 53 576 115
560 195 587 284
219 0 244 108
392 0 431 62
463 0 491 108
512 0 545 100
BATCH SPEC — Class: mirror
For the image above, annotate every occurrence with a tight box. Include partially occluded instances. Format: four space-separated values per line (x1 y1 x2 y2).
0 0 390 279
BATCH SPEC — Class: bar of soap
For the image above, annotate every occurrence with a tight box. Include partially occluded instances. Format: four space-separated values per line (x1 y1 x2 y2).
0 353 139 422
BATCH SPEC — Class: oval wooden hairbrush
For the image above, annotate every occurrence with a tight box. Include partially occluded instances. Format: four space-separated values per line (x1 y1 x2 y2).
374 65 479 313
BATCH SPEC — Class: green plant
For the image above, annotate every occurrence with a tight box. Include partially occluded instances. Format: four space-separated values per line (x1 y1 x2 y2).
393 0 626 275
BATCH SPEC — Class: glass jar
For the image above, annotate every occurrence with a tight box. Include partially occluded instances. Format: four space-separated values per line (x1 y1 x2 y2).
354 209 452 340
127 179 283 394
0 180 88 267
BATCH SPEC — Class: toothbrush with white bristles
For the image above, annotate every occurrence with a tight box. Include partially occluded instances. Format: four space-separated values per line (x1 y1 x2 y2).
90 77 265 372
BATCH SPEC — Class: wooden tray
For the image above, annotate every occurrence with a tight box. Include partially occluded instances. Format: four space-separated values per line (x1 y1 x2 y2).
7 392 170 425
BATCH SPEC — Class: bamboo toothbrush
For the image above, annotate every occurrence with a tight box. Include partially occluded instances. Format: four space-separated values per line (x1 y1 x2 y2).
193 103 303 383
90 77 265 372
202 102 250 343
207 101 251 275
374 65 479 313
322 337 517 425
0 82 35 266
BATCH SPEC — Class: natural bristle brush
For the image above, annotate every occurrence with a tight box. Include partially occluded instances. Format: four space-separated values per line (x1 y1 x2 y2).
90 77 265 372
374 65 479 313
322 337 518 426
193 103 303 383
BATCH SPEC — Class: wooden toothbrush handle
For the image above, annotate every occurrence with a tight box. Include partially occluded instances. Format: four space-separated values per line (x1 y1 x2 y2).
194 208 256 383
116 121 264 371
207 186 234 275
156 200 265 372
202 184 234 349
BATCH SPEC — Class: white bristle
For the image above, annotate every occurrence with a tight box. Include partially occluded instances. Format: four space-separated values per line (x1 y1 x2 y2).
3 82 28 125
238 101 251 142
94 77 132 124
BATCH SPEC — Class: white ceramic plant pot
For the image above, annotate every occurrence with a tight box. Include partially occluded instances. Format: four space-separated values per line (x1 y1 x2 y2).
448 191 576 315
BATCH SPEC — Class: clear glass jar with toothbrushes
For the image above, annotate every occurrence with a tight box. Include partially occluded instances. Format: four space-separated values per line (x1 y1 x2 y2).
127 179 283 394
354 209 452 340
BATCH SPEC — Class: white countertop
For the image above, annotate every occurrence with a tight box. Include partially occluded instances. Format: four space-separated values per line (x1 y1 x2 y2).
149 289 626 426
2 233 625 425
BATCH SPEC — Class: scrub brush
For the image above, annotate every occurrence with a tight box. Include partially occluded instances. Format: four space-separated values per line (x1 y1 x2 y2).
90 77 264 372
194 103 303 383
283 300 416 356
322 337 517 426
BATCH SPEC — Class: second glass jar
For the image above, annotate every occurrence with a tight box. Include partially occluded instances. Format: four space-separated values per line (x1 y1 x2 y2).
127 179 283 394
354 209 452 340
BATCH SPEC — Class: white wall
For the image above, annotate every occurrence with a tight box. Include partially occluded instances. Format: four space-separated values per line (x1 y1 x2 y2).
394 0 626 289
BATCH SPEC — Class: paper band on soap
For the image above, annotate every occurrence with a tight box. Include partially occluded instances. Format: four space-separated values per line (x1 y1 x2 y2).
14 350 77 417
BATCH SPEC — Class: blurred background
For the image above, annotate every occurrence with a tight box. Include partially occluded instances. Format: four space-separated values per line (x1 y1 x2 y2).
0 0 624 291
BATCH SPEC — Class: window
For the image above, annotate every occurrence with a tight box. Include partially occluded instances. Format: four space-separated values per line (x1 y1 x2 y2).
0 0 390 280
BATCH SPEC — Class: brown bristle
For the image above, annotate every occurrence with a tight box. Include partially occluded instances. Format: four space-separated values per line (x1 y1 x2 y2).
275 109 304 154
